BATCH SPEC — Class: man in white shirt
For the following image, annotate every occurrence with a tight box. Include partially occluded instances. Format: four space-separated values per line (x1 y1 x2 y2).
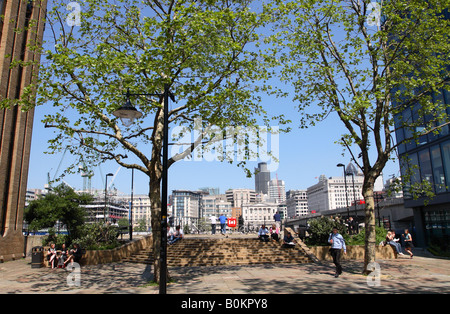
328 227 347 278
210 216 217 235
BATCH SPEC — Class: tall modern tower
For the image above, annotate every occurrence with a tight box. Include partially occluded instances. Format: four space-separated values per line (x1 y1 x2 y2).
0 0 47 261
254 162 270 195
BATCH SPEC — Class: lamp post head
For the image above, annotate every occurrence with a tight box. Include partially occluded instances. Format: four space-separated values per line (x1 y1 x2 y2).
113 98 143 127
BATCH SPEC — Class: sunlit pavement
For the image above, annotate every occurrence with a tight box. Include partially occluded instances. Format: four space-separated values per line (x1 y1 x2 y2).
1 249 448 294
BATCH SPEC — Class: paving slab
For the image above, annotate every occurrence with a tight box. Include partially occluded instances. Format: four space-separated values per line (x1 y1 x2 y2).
0 252 449 295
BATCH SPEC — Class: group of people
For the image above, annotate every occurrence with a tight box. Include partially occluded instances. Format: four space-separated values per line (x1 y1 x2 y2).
46 243 82 269
383 229 414 258
327 227 415 278
209 214 230 235
257 224 297 248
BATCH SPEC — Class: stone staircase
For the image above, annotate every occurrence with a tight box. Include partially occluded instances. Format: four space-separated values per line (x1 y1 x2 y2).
123 236 313 267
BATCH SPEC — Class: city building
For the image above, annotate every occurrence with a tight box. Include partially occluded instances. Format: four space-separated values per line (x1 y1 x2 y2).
394 85 450 248
170 190 203 226
225 188 256 208
82 199 128 224
242 202 279 228
285 190 308 218
307 172 364 213
268 178 286 204
118 194 152 232
254 162 270 195
202 194 232 219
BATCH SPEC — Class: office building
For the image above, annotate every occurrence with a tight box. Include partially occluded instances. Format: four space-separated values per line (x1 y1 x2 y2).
286 190 308 218
307 169 364 213
254 162 270 195
170 190 203 226
394 85 450 248
268 178 286 204
225 188 256 208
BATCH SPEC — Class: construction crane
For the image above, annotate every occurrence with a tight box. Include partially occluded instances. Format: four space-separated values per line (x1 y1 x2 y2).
45 147 69 190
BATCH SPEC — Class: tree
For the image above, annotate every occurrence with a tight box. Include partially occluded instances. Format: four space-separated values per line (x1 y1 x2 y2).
272 0 449 274
24 183 92 240
305 216 348 246
12 0 282 282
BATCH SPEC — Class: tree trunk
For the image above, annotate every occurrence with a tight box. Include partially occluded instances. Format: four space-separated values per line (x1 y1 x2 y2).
362 180 377 275
148 108 171 284
149 176 162 283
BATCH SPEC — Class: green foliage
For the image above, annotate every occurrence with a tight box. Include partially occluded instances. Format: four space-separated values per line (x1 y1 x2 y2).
15 0 288 183
269 0 450 201
347 226 388 246
24 183 93 241
305 216 388 247
305 216 348 246
72 223 121 250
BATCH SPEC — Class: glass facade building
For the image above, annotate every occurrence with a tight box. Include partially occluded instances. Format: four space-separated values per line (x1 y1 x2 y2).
394 88 450 249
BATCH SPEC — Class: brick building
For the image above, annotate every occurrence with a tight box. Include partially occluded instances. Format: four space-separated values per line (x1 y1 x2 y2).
0 0 47 261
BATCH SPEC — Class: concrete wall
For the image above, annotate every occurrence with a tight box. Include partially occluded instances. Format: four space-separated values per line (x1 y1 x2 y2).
82 235 152 265
309 245 396 261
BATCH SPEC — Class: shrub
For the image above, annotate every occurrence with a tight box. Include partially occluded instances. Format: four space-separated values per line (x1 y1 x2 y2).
72 223 121 250
346 226 388 246
305 216 349 246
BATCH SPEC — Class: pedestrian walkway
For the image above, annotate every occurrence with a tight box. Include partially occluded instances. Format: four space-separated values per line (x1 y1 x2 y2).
0 250 449 294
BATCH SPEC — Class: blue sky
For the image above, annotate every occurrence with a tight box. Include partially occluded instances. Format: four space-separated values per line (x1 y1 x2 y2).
27 89 401 196
26 0 401 196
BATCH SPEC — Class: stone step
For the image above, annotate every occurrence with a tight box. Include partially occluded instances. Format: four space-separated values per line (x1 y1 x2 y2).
123 237 313 267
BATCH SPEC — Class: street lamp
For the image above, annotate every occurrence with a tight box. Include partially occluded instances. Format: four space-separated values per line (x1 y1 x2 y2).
113 90 142 127
104 173 114 223
347 171 359 232
336 163 350 219
113 84 174 294
130 168 134 241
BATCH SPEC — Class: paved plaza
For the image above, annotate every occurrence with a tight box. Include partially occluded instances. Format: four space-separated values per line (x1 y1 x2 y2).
0 249 449 294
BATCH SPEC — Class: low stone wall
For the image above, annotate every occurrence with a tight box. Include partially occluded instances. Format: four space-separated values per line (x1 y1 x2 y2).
83 235 152 265
309 245 396 261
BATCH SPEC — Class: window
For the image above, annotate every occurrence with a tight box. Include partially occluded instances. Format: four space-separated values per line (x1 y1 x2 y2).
401 153 420 199
441 141 450 190
431 145 446 194
419 149 434 192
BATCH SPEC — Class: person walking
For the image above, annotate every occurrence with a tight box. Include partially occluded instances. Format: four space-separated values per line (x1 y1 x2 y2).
402 229 414 259
328 227 347 278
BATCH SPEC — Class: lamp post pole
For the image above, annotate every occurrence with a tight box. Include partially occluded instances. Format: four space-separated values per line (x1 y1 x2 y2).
113 83 174 294
130 168 134 241
104 173 113 223
337 163 349 219
349 172 358 233
160 83 170 294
